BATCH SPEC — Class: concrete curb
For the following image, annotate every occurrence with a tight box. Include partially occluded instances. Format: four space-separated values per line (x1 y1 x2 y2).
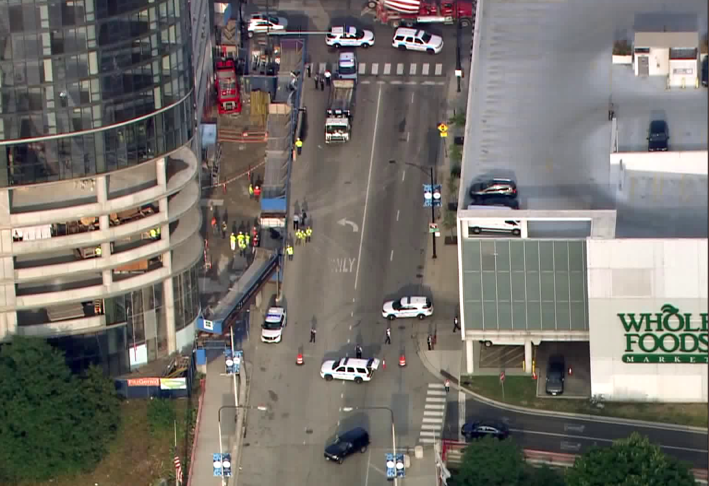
414 344 708 435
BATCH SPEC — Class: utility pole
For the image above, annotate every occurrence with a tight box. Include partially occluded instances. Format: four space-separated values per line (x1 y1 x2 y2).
455 0 463 93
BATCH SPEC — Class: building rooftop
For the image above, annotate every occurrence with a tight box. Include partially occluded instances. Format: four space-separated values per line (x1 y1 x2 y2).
461 0 707 237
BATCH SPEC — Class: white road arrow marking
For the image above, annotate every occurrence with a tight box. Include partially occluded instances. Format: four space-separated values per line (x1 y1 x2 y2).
337 218 359 232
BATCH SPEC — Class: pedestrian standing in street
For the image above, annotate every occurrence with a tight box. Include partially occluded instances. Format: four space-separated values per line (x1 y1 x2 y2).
310 327 317 343
427 334 433 351
306 62 312 78
320 74 325 91
295 138 303 155
286 244 294 261
355 345 363 359
324 70 332 87
221 221 227 239
385 327 391 345
453 316 460 333
244 233 251 251
444 379 450 393
301 210 307 226
211 216 218 236
293 213 300 231
305 226 312 243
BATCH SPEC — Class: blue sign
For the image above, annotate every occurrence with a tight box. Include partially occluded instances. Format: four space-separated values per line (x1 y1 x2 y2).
386 453 405 478
224 349 243 375
213 453 232 477
432 184 442 207
423 184 433 207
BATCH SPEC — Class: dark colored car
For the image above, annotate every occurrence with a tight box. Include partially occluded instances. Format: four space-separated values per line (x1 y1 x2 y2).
469 178 517 199
324 427 370 464
647 120 669 152
461 420 509 441
469 194 520 209
546 355 565 396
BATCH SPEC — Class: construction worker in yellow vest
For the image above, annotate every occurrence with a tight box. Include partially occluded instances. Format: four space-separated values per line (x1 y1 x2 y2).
248 183 254 198
296 229 305 244
295 138 303 155
244 233 251 252
286 244 294 261
230 232 237 251
149 228 158 239
305 226 312 243
95 246 102 256
237 232 244 251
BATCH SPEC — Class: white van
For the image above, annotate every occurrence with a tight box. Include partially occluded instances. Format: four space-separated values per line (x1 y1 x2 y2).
320 357 380 384
467 205 522 236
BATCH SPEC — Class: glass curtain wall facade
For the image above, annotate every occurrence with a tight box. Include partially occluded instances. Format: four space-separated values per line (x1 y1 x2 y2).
0 0 194 186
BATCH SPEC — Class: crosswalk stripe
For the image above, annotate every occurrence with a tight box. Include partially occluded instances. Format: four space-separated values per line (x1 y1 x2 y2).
427 389 447 396
428 383 445 389
423 411 445 417
419 437 436 443
396 63 404 75
426 397 446 403
435 63 443 76
383 63 391 75
371 63 379 75
409 64 417 75
422 63 430 75
424 403 446 410
319 62 326 74
358 62 366 74
421 423 443 429
422 417 444 423
419 430 440 436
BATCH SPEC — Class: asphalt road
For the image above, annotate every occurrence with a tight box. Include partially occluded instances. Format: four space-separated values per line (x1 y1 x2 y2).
237 21 457 486
443 394 709 468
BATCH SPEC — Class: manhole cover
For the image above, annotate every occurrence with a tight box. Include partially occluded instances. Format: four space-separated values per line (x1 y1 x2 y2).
305 428 313 434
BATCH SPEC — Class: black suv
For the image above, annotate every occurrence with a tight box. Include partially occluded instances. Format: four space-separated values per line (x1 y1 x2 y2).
546 355 565 396
324 427 370 464
461 420 509 441
469 178 517 199
647 120 669 152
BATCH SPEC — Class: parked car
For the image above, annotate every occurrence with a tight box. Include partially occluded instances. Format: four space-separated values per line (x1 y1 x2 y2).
326 26 375 48
324 427 370 464
461 420 509 441
647 120 669 152
247 14 287 37
469 178 517 199
382 296 433 320
391 27 443 54
546 355 565 396
469 194 519 209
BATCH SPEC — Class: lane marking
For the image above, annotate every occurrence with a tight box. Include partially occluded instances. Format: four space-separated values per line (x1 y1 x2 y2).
509 428 709 454
422 63 430 75
422 81 436 85
364 448 372 486
391 80 402 85
390 250 394 261
435 63 443 75
426 397 447 403
397 63 404 75
423 410 445 417
409 64 417 75
421 424 443 430
341 393 344 398
349 325 352 330
422 417 444 423
359 62 366 74
402 170 406 182
419 438 436 443
428 390 447 396
347 338 350 344
354 86 382 291
371 63 379 75
419 430 440 436
411 92 415 103
406 132 410 142
319 62 326 73
396 210 400 221
383 63 391 75
424 404 446 410
404 81 416 85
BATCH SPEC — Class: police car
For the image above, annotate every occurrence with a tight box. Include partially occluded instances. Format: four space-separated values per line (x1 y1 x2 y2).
320 357 380 384
247 14 288 38
261 307 287 343
382 296 433 320
325 26 375 48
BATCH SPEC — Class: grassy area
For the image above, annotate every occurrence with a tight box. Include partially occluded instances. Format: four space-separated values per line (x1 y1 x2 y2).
462 376 708 428
26 397 194 486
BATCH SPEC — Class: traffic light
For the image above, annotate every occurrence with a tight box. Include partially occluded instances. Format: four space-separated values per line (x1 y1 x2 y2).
423 184 433 207
432 184 442 207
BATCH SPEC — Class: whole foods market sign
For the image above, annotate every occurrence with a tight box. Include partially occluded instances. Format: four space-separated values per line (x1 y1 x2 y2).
619 304 708 364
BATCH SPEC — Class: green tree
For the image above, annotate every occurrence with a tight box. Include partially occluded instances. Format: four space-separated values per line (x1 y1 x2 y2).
526 464 566 486
566 433 695 486
457 436 527 486
0 337 120 483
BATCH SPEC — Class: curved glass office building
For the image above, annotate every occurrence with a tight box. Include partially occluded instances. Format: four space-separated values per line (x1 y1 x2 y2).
0 0 203 375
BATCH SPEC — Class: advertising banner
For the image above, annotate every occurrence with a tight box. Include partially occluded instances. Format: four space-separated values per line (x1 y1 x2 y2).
160 378 188 390
127 377 160 387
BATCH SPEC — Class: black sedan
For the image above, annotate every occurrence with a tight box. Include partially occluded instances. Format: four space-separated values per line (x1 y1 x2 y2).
461 420 509 441
647 120 669 152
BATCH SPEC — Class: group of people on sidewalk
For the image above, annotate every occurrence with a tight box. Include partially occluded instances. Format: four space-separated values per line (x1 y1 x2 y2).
285 211 313 260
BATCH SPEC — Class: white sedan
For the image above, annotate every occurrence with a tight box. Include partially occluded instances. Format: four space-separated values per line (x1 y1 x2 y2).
247 14 288 37
326 26 375 48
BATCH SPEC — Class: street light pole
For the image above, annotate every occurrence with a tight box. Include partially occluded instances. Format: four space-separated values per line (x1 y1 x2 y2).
230 326 238 408
217 405 268 486
342 406 398 486
430 166 437 259
455 1 462 93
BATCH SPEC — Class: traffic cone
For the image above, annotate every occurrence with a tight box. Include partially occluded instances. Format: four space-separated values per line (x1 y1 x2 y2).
532 369 537 380
399 354 406 367
382 359 386 370
568 366 573 376
296 353 304 365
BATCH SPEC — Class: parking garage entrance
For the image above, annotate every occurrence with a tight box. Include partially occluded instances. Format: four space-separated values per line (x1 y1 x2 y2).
459 239 590 374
